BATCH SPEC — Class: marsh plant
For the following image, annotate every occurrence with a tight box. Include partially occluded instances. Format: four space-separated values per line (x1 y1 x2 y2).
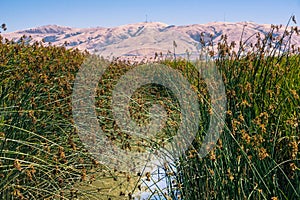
0 17 299 200
170 17 300 200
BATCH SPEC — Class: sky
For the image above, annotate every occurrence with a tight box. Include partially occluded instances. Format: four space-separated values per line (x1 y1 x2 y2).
1 0 299 32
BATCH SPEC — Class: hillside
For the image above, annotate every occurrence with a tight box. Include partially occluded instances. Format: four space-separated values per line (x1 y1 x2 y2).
2 21 300 58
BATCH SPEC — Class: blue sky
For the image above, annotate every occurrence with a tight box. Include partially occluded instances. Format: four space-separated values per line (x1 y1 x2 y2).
1 0 299 32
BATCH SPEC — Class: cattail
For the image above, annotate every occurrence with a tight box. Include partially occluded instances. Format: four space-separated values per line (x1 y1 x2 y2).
209 150 216 161
126 174 131 182
257 147 269 160
58 146 66 160
68 137 77 151
145 171 151 181
14 159 22 171
292 15 297 24
13 189 24 199
89 175 95 184
81 168 86 181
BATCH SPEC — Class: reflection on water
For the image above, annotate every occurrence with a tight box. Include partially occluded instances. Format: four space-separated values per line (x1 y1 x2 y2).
133 161 180 200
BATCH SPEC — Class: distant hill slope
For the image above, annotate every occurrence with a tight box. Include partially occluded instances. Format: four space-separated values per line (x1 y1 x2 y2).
2 22 299 58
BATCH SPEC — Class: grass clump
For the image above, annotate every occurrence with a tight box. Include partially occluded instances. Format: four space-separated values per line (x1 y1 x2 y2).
173 20 300 200
0 38 103 199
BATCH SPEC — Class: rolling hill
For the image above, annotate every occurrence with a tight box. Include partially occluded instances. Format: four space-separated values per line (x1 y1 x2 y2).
2 21 299 58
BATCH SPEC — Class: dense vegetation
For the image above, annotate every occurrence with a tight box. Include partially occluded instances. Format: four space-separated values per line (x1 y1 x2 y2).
0 38 96 199
0 20 299 200
174 25 300 200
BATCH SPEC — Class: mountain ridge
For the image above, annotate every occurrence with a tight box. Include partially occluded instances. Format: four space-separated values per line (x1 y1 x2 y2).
2 21 299 58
